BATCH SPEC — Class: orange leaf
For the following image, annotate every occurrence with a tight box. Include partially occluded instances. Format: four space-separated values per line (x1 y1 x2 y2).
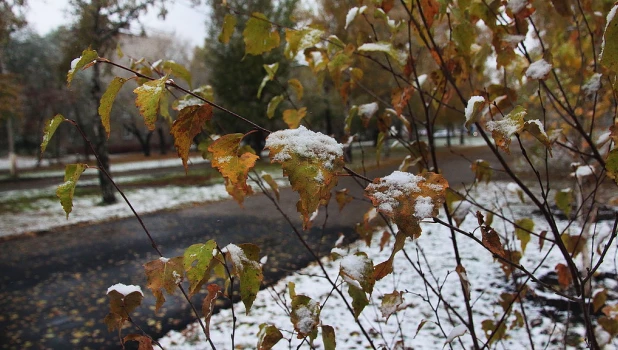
171 104 213 172
391 86 414 116
208 133 260 205
144 256 184 311
555 263 572 289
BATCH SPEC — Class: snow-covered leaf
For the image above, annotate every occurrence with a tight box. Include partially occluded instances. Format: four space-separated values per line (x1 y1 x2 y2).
358 41 407 66
290 295 320 338
486 106 526 153
365 171 448 239
67 48 98 86
445 324 468 345
523 119 551 154
104 284 144 331
380 291 405 321
464 96 486 130
525 59 552 80
345 6 367 29
224 243 263 314
265 126 344 229
340 252 375 295
285 27 324 59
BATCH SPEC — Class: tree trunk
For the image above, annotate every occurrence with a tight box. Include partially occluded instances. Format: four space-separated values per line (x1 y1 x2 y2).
92 63 117 204
6 116 17 178
158 127 167 155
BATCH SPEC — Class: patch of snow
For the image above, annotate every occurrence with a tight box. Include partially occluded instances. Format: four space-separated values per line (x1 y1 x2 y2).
294 301 319 334
583 73 603 96
159 257 170 263
414 196 434 219
224 244 246 271
572 165 595 179
340 254 366 281
107 283 143 296
596 131 611 147
525 59 552 79
445 324 468 344
366 171 423 214
357 102 379 119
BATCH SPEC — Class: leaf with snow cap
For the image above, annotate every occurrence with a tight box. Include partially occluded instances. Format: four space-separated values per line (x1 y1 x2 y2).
285 27 324 59
357 102 379 127
345 6 367 29
464 96 486 130
104 284 144 331
99 77 127 138
257 323 283 350
134 76 168 130
524 119 551 154
67 48 98 86
265 126 345 229
171 104 213 172
358 42 407 66
219 14 237 44
57 163 88 219
381 291 405 321
224 243 263 314
365 171 448 239
340 252 375 295
283 108 307 129
208 133 259 205
244 12 281 56
525 59 552 80
143 256 184 311
601 4 618 73
291 295 320 338
183 240 218 296
486 105 526 154
41 114 66 154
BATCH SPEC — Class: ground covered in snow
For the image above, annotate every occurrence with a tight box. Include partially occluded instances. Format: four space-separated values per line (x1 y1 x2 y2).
159 182 618 349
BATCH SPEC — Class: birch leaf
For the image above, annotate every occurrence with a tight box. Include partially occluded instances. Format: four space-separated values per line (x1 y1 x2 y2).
57 163 88 218
99 77 127 138
41 114 66 154
171 104 213 172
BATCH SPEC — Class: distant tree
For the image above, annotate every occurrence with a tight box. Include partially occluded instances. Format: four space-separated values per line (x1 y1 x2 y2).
204 0 298 152
61 0 164 204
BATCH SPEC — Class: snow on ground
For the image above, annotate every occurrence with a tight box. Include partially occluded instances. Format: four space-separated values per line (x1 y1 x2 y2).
159 182 618 349
0 170 288 238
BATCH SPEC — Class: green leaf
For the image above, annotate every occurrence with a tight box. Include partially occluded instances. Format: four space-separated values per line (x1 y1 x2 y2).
601 5 618 73
283 108 307 129
183 240 218 297
555 188 573 218
134 77 168 130
515 218 534 253
225 243 263 314
380 290 405 321
523 119 552 154
321 325 336 350
288 79 303 100
144 256 184 311
265 126 345 229
261 172 280 201
208 133 260 205
243 12 281 56
257 323 283 350
41 114 66 154
257 63 279 99
171 104 213 172
606 148 618 184
67 48 99 86
365 171 449 239
99 77 127 138
486 105 526 153
219 14 237 44
56 163 88 218
161 61 192 88
348 284 369 319
267 95 284 119
453 20 475 58
291 295 320 337
357 41 406 66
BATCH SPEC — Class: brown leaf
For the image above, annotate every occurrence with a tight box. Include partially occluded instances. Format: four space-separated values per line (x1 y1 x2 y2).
171 104 213 172
202 284 222 337
456 265 471 301
379 231 391 252
123 334 154 350
477 212 506 259
391 86 414 116
593 289 608 313
555 263 572 289
335 188 353 212
144 256 184 311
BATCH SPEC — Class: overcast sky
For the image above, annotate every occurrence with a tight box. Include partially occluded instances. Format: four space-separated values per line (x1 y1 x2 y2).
25 0 209 48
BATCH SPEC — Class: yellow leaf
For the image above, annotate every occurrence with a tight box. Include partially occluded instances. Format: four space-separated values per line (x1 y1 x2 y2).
56 163 88 218
41 114 66 154
486 106 526 153
288 78 304 100
67 48 98 86
283 107 307 129
243 12 280 56
99 77 127 138
134 77 167 130
218 14 237 44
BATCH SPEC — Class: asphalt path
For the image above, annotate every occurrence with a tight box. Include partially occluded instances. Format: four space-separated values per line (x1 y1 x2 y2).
0 145 500 349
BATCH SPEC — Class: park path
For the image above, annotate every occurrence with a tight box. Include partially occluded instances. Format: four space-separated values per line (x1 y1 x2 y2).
0 145 498 349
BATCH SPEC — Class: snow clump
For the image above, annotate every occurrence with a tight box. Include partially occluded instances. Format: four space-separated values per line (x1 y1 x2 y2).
264 126 343 170
366 171 424 214
107 283 143 296
525 59 552 79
